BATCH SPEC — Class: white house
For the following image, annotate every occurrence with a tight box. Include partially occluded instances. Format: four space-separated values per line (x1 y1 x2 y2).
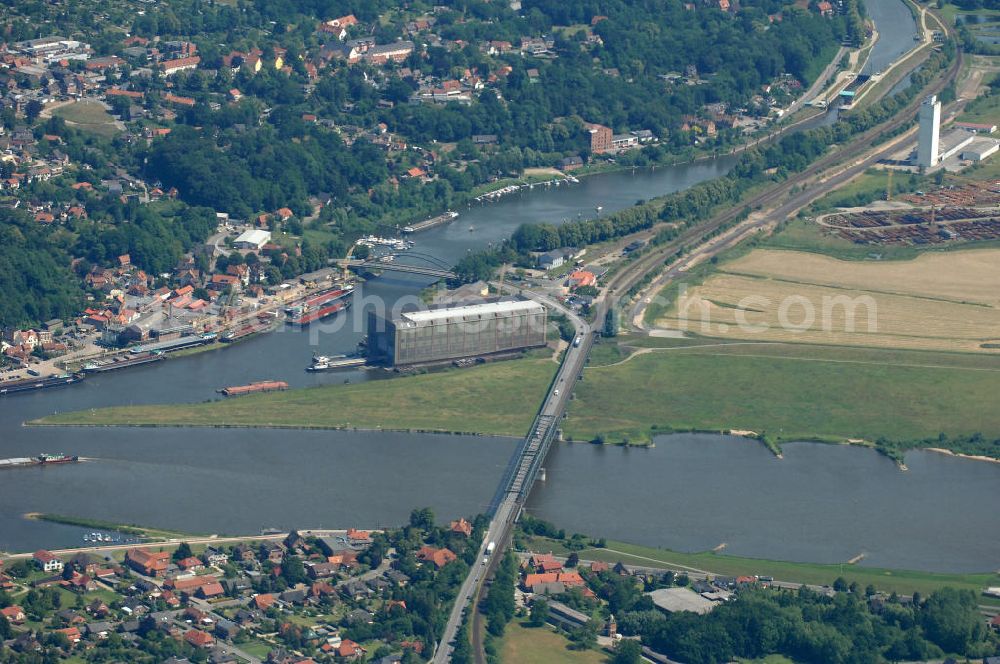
33 549 64 573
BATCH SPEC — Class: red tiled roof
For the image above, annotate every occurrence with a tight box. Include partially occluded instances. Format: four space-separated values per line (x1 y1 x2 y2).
253 593 275 610
449 518 473 536
198 581 225 597
184 629 215 647
106 88 143 99
416 546 457 568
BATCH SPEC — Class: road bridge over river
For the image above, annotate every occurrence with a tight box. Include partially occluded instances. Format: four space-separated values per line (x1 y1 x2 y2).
432 290 592 663
340 250 457 280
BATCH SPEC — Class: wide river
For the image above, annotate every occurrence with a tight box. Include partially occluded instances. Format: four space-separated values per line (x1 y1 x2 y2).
4 0 994 574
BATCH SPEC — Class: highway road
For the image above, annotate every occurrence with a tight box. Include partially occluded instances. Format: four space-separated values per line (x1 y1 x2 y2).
432 289 592 664
433 15 962 661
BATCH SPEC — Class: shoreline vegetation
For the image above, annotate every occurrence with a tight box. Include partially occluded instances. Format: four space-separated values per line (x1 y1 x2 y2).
23 512 199 540
519 535 1000 600
11 513 997 600
565 338 1000 462
29 342 1000 463
31 357 558 438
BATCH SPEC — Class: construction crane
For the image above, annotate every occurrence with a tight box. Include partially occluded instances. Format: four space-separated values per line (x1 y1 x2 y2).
341 242 359 280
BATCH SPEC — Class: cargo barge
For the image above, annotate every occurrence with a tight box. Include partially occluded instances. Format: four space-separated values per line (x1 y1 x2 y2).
402 210 459 233
0 453 80 469
306 354 367 371
285 286 353 326
218 380 289 397
221 318 277 343
83 351 164 373
130 332 217 355
0 373 85 395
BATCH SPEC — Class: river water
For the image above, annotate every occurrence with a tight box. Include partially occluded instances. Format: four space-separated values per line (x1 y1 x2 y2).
4 0 991 574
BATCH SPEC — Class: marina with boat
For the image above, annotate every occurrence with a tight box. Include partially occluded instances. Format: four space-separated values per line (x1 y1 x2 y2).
472 175 579 204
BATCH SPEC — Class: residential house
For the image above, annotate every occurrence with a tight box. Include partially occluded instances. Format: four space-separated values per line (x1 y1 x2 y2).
450 518 473 537
184 629 215 648
346 529 371 547
253 593 276 611
55 626 82 647
0 606 25 624
415 546 457 569
197 582 225 600
85 621 114 640
536 248 566 270
125 548 170 576
559 155 584 171
567 270 597 289
161 56 200 76
33 550 63 573
215 618 239 640
202 547 229 566
177 557 204 573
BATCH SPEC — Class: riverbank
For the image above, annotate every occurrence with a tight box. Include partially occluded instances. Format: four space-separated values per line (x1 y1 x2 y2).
31 357 558 437
24 512 198 540
520 535 1000 600
30 340 1000 462
564 338 1000 459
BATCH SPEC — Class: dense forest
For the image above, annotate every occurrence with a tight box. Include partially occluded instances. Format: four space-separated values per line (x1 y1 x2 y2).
132 0 853 220
451 44 957 282
0 0 859 326
616 585 996 663
0 209 83 327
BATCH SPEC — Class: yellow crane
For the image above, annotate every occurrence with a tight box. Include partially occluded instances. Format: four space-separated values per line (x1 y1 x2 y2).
342 242 359 281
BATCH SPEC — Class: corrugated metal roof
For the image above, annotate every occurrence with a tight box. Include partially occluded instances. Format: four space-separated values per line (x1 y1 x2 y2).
400 299 543 325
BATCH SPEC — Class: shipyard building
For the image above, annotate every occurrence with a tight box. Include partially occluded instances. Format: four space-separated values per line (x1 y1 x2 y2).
367 298 547 367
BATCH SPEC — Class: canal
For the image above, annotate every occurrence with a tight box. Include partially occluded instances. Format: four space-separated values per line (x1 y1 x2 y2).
4 0 991 576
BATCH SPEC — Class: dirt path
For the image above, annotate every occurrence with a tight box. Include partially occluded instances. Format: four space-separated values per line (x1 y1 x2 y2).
601 345 1000 373
593 342 785 368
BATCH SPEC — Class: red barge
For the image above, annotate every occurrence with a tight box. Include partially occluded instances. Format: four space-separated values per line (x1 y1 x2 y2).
285 286 353 326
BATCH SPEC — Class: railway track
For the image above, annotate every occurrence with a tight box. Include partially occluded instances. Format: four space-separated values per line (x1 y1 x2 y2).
606 44 963 313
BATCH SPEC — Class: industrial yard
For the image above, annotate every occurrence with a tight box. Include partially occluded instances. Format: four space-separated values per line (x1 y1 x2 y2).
817 202 1000 244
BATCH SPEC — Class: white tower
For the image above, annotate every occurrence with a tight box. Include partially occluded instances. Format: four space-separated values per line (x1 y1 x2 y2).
918 95 941 169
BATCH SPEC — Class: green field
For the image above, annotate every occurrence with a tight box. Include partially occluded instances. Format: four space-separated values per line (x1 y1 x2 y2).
500 621 608 664
238 640 275 660
51 100 120 137
34 358 556 436
524 537 1000 598
565 341 1000 446
958 86 1000 125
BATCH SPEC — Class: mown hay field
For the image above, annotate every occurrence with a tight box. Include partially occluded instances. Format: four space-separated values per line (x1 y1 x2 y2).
654 248 1000 353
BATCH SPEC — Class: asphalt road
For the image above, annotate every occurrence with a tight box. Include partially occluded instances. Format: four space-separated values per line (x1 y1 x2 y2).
615 45 962 328
434 18 962 661
432 290 592 664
